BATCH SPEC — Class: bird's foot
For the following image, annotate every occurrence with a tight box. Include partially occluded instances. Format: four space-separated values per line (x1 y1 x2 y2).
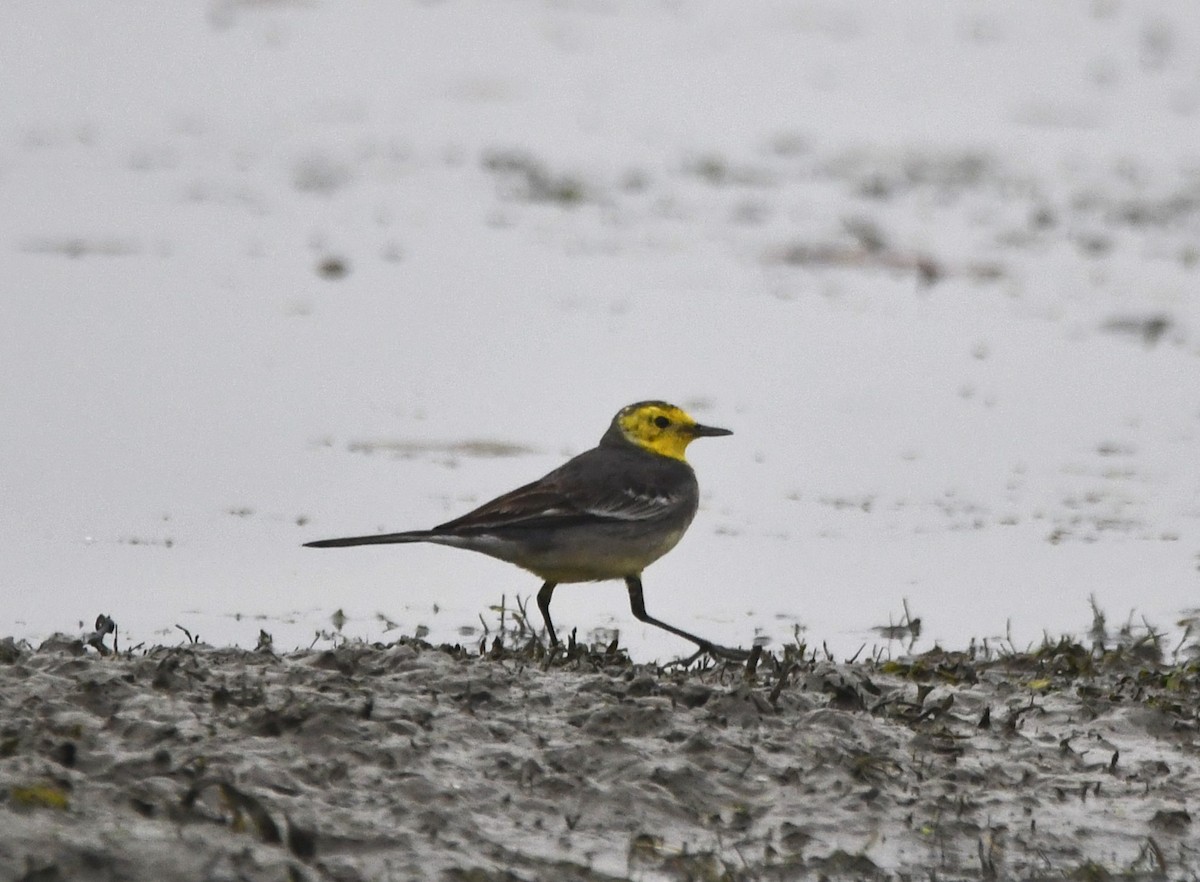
668 642 751 666
704 642 752 662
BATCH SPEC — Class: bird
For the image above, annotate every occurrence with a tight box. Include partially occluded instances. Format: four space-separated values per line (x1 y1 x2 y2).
304 400 743 658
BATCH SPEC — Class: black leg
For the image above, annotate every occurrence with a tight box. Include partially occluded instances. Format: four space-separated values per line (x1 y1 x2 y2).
536 581 559 646
624 575 747 660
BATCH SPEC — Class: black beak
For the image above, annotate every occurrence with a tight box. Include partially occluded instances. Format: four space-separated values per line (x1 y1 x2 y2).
690 422 732 438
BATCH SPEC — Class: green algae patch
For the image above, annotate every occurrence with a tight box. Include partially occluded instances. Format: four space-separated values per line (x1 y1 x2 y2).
11 784 70 811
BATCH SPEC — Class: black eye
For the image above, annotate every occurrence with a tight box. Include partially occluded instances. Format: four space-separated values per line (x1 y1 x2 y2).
654 416 671 428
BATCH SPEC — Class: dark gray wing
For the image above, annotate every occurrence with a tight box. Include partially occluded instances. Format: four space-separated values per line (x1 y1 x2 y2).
432 446 696 534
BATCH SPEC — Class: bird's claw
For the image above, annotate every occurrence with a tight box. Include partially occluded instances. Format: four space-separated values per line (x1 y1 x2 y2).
670 642 751 665
705 643 752 662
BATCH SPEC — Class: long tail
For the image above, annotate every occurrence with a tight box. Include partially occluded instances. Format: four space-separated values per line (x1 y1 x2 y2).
303 530 436 548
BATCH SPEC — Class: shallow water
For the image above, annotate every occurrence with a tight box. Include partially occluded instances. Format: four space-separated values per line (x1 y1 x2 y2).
3 2 1199 661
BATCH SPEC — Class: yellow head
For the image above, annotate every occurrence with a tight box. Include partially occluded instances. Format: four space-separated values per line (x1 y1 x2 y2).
605 401 732 461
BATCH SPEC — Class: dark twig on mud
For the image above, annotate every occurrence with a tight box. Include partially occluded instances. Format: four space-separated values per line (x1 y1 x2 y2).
84 615 118 656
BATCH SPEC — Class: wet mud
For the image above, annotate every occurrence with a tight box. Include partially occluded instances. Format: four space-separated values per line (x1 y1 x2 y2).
1 633 1197 881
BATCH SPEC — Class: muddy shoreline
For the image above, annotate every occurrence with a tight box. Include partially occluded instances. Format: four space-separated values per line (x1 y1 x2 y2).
2 632 1197 881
